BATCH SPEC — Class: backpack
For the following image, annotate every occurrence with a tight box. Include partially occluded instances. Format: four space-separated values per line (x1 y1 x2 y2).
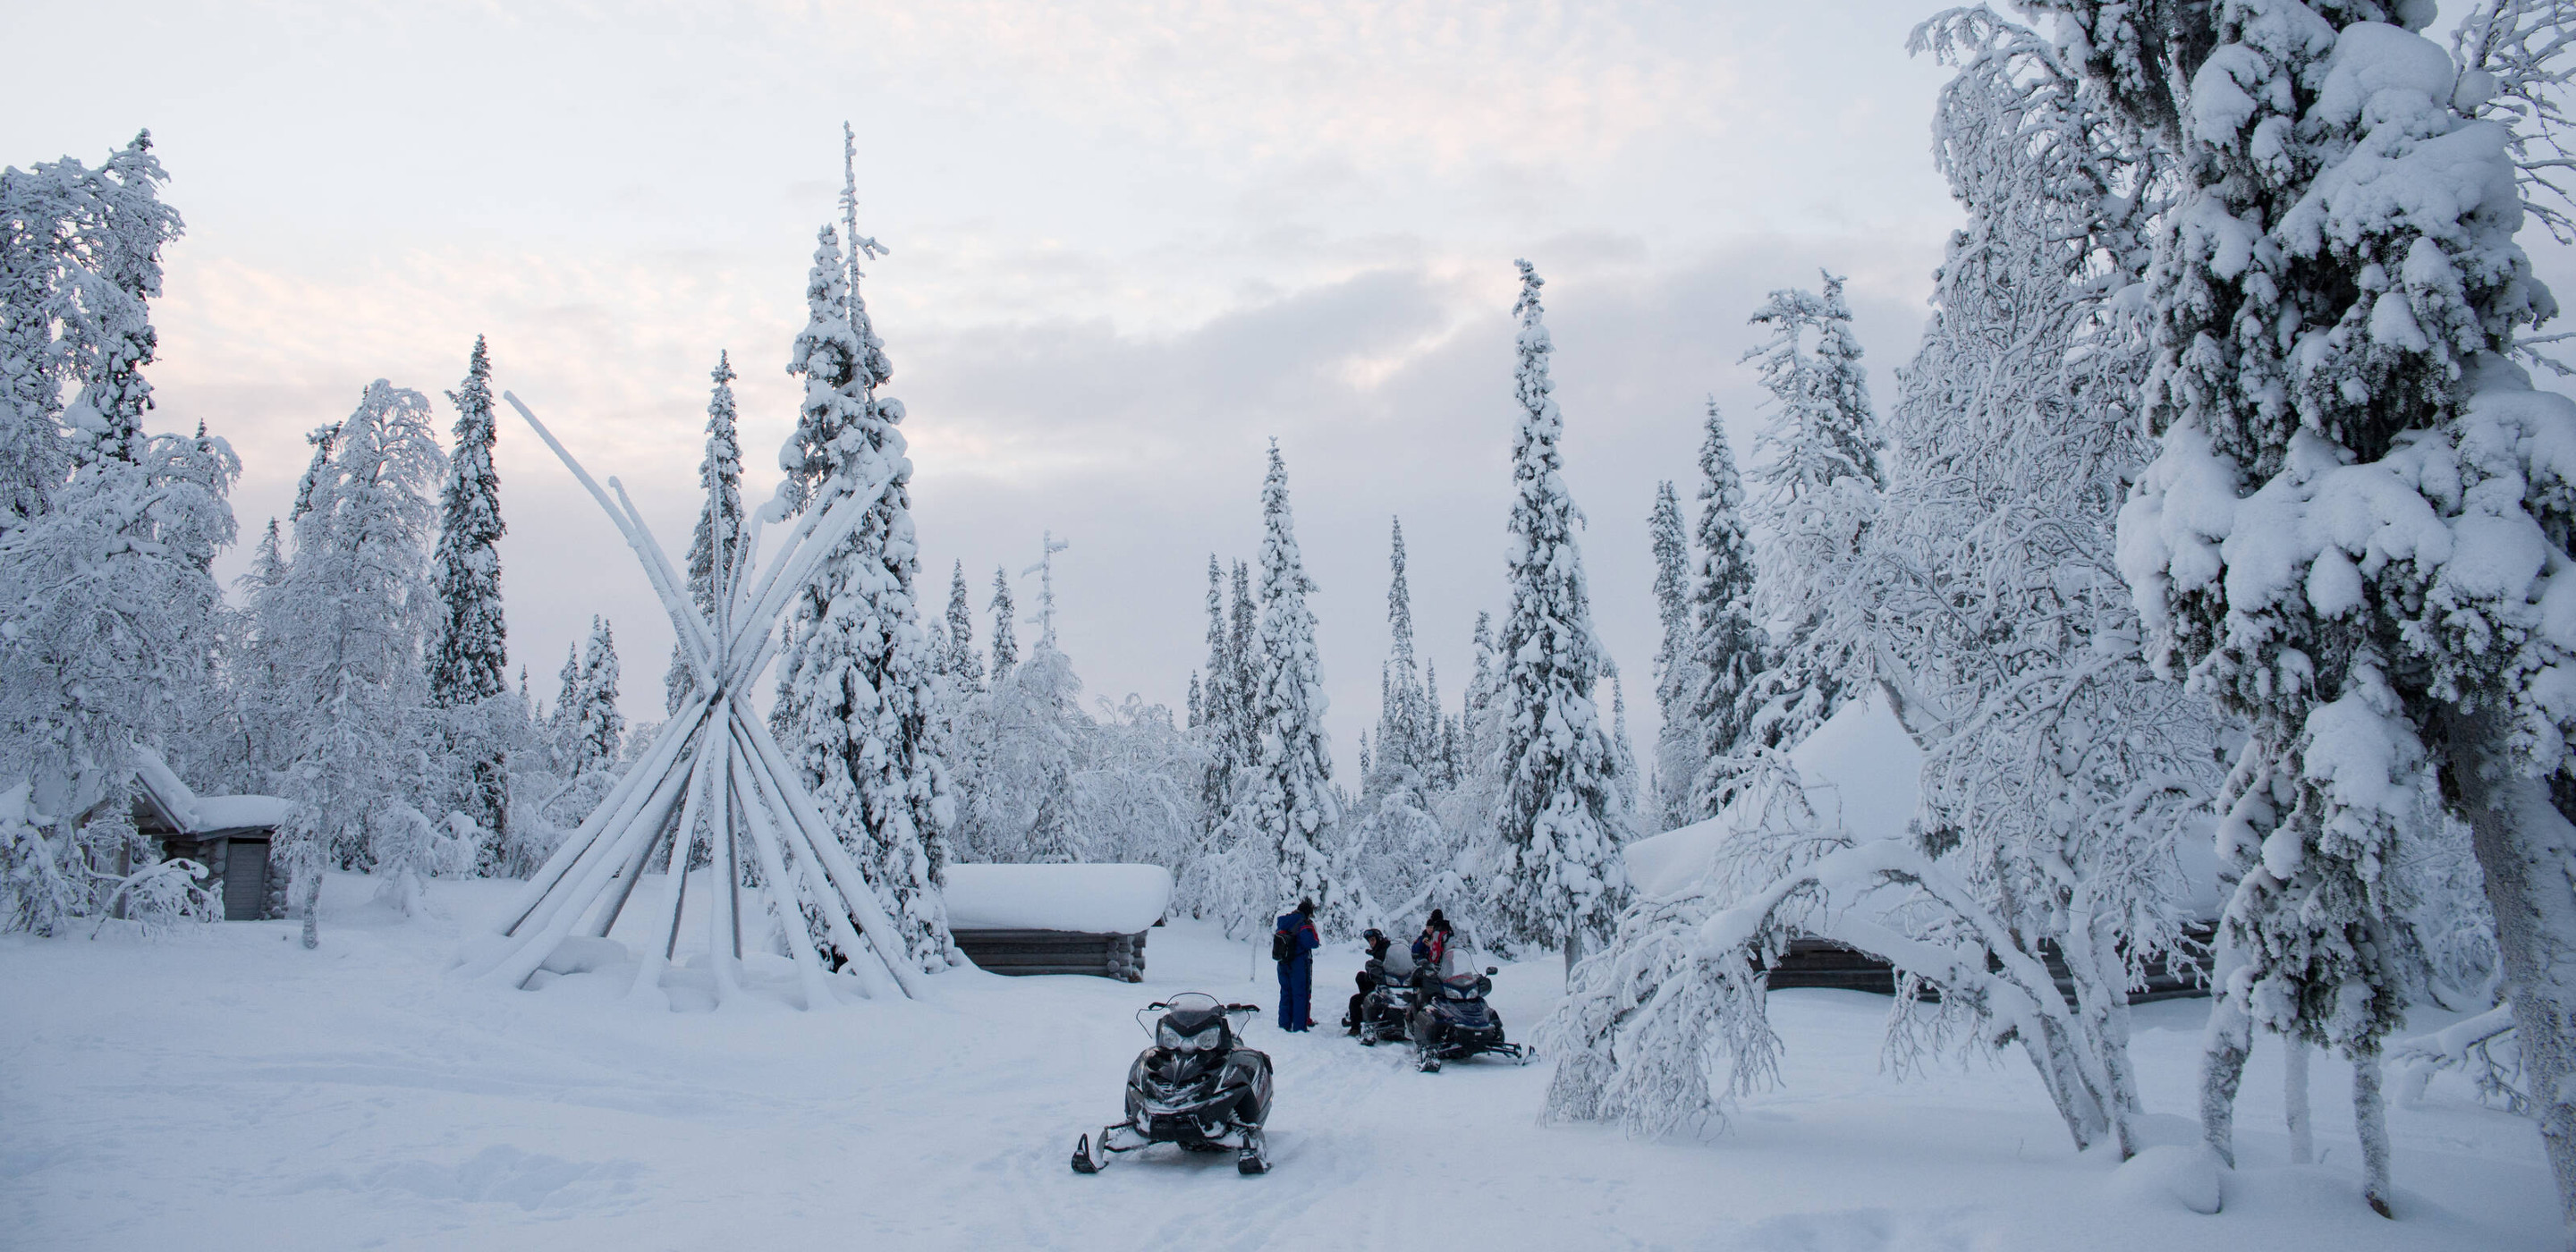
1271 924 1295 962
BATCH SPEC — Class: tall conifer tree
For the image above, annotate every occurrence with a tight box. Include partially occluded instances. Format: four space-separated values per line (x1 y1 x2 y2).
1198 554 1240 826
1250 442 1339 923
988 564 1019 679
1488 260 1630 969
772 133 953 971
1375 516 1429 790
937 560 982 692
573 616 623 774
427 336 510 867
1738 276 1885 756
1646 478 1693 830
668 351 742 714
1684 401 1766 817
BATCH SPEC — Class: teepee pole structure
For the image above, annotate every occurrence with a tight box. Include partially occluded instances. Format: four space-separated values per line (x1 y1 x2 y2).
451 391 922 1008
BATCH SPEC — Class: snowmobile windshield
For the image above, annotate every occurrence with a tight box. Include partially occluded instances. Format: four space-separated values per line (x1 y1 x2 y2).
1148 993 1230 1051
1439 944 1482 980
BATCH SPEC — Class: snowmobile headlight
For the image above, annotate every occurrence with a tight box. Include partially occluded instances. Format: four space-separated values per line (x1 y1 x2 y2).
1157 1021 1182 1049
1176 1024 1223 1052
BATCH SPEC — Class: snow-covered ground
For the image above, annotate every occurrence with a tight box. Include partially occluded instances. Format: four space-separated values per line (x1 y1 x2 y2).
1 875 2555 1250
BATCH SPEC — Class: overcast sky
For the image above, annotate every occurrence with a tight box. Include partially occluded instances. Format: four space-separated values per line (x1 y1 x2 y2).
16 1 2571 776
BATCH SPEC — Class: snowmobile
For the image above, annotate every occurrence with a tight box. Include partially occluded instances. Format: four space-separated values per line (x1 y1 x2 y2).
1350 950 1416 1047
1406 942 1533 1072
1072 993 1274 1175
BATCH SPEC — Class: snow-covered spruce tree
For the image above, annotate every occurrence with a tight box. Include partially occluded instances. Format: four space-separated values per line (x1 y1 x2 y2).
572 616 623 774
1248 441 1341 928
988 563 1019 681
1488 260 1631 969
1647 479 1696 831
1337 516 1471 930
427 335 510 870
770 216 953 973
2016 0 2576 1218
941 559 983 694
927 559 986 861
1682 402 1767 820
1195 554 1242 827
290 422 336 521
546 643 580 770
1733 277 1885 762
1427 663 1459 789
1608 669 1640 829
1372 516 1433 796
259 382 444 945
666 351 741 715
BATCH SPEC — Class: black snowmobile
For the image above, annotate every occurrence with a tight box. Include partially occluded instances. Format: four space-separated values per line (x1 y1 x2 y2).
1406 942 1533 1072
1351 950 1416 1047
1072 993 1274 1175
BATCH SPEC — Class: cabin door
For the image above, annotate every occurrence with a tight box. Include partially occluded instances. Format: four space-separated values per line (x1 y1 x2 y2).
223 842 269 921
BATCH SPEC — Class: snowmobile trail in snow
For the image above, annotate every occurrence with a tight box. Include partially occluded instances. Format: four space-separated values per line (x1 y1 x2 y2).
0 876 2559 1250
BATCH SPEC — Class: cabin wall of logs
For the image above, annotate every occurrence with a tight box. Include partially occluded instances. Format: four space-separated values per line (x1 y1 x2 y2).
1759 923 2216 1004
952 928 1148 982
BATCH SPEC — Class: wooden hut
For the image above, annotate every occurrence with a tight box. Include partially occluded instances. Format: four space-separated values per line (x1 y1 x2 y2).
943 864 1173 982
1623 694 2215 1007
130 748 288 921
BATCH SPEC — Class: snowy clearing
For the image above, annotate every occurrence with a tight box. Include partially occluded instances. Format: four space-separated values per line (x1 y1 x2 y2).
0 875 2555 1251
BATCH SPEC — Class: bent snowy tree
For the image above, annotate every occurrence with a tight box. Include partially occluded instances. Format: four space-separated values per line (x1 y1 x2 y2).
2026 0 2576 1223
450 393 930 1007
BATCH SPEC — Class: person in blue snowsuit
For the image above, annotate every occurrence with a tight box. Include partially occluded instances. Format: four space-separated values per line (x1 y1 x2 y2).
1274 899 1321 1032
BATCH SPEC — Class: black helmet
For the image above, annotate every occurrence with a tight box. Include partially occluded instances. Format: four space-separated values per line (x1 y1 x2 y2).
1362 927 1384 941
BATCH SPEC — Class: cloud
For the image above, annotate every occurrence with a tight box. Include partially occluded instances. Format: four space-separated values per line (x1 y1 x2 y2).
30 0 1982 771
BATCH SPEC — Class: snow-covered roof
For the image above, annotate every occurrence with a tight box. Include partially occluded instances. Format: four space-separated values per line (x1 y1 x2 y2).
944 863 1174 934
131 745 202 832
191 794 289 833
1624 690 1924 898
130 745 285 835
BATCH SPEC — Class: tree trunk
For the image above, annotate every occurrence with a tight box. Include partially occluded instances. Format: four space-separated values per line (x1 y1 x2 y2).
2354 1051 2392 1218
2199 915 2253 1167
299 862 322 950
1564 927 1583 977
2444 709 2576 1239
2285 1036 2313 1165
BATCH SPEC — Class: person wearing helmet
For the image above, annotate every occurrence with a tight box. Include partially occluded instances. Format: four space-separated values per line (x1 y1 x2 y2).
1344 927 1394 1036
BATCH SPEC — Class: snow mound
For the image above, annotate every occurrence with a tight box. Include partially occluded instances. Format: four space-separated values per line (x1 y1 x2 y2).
943 863 1174 933
539 935 630 977
2110 1143 2224 1215
1623 690 1922 896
